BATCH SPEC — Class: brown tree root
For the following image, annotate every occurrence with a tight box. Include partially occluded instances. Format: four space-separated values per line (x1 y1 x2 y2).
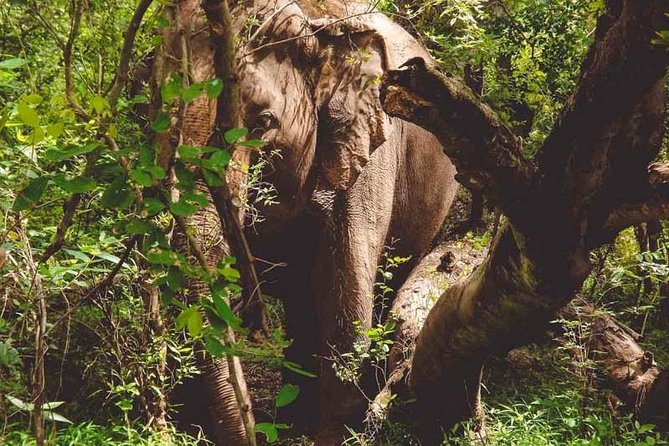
563 301 669 430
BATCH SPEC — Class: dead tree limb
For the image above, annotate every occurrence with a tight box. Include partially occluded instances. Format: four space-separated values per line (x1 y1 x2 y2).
563 302 668 428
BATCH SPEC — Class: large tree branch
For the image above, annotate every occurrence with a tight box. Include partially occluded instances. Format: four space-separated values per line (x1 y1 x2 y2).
537 1 669 208
380 58 534 222
379 0 669 433
604 195 669 234
597 163 669 241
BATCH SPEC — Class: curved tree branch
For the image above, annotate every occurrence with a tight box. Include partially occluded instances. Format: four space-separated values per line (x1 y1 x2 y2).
379 0 669 433
380 57 534 223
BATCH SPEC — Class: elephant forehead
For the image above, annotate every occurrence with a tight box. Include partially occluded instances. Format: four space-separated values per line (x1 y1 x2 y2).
240 59 311 109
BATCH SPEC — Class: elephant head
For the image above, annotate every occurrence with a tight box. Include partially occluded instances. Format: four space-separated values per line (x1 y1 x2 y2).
238 1 428 235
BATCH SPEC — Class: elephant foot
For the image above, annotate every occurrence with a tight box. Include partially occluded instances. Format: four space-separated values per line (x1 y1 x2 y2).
316 374 369 445
315 424 347 446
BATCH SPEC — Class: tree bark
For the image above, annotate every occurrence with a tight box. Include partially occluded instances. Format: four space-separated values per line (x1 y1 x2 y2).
367 239 486 436
373 239 669 434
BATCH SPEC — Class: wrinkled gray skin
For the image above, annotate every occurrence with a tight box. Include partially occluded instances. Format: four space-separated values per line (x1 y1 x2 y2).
238 1 458 443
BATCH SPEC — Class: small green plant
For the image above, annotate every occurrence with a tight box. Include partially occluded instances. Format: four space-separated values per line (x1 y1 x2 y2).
254 383 300 444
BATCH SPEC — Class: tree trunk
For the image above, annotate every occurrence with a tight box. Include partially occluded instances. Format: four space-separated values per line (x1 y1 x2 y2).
150 1 260 443
367 239 487 437
408 224 581 429
380 0 669 432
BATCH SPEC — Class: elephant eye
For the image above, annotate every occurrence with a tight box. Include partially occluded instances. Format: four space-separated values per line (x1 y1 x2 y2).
252 110 278 135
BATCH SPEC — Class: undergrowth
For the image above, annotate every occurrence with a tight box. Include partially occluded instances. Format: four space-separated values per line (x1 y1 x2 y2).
1 422 205 446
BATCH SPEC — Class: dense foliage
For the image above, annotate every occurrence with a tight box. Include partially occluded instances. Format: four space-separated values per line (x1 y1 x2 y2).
0 0 668 445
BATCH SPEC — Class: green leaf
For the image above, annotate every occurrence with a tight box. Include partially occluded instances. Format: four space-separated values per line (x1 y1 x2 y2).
89 96 110 115
176 306 203 337
127 219 154 235
26 127 45 145
45 142 98 162
161 73 182 103
151 112 170 133
63 249 91 262
156 14 171 28
165 266 184 291
100 177 134 209
206 149 231 169
46 122 64 138
130 95 149 104
96 252 122 264
255 423 279 443
130 168 153 187
275 384 300 408
17 102 40 127
139 145 154 167
170 200 198 216
0 341 20 367
146 249 176 265
7 395 35 412
0 107 9 133
13 176 49 211
24 94 43 105
174 161 196 189
238 139 266 148
224 127 248 144
181 83 204 102
44 411 72 424
51 175 97 194
204 333 226 357
43 401 65 410
202 167 223 186
218 261 241 282
205 77 224 99
282 361 317 378
6 395 33 411
145 165 166 180
178 145 199 161
183 191 208 207
143 197 165 215
0 58 26 69
211 285 240 329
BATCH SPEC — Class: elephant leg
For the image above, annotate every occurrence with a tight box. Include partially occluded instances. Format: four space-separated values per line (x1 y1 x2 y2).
281 269 319 428
249 219 321 428
312 199 396 444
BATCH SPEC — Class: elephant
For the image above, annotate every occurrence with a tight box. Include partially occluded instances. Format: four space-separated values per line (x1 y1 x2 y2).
235 1 459 443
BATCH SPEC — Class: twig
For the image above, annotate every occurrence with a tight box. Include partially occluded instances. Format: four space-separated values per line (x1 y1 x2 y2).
45 235 139 335
17 217 46 446
108 0 154 111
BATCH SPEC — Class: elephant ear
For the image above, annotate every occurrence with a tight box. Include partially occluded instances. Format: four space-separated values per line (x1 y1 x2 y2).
310 16 395 191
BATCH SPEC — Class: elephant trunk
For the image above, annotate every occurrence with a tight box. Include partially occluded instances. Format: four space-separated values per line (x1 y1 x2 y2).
200 354 253 445
179 183 255 445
